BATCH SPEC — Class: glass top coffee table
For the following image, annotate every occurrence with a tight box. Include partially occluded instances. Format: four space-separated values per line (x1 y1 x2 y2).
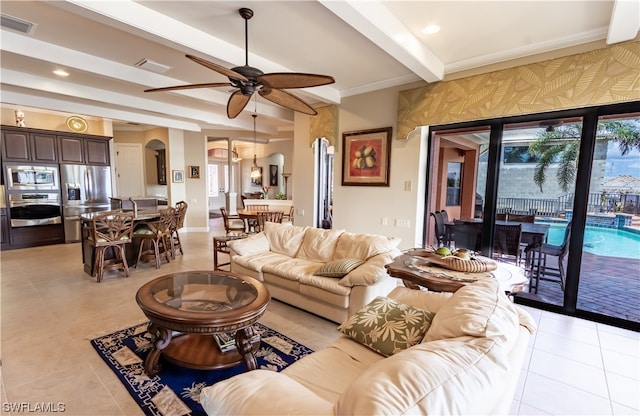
136 270 270 376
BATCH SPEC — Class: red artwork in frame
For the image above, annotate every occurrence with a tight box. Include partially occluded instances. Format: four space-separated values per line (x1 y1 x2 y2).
341 127 392 186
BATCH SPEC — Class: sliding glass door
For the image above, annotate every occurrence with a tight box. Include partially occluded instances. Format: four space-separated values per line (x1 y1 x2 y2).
425 102 639 330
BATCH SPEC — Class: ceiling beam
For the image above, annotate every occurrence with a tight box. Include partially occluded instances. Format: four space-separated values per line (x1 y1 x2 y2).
319 0 444 83
60 0 341 105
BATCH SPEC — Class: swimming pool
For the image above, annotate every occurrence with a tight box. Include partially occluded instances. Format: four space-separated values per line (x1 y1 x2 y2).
545 224 640 259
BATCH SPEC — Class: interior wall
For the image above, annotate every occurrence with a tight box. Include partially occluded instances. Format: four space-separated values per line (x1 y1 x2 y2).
331 86 426 249
183 130 208 231
0 105 112 136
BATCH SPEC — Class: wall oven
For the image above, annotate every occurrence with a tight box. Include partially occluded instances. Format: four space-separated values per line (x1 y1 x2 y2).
8 193 62 227
5 164 59 191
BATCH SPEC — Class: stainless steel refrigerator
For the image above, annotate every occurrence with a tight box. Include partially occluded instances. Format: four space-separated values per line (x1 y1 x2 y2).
60 164 112 242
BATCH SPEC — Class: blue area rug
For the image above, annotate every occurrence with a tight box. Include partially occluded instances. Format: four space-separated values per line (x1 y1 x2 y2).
91 322 313 416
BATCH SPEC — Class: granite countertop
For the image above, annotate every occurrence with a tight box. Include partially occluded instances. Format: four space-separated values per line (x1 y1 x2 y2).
81 207 162 221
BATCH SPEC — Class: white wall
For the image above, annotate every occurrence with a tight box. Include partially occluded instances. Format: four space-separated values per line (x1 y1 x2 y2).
331 87 428 250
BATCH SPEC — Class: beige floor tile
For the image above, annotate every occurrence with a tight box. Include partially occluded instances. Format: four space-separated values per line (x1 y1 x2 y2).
529 349 609 398
521 372 612 415
606 372 640 411
533 329 604 368
601 347 640 380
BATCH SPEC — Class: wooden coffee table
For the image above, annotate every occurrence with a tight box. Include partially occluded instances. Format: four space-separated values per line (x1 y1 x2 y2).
386 249 528 294
135 270 270 376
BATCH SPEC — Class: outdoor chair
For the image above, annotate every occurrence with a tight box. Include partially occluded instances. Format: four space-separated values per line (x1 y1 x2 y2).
493 223 522 265
87 211 135 282
527 222 572 293
134 207 174 269
450 221 482 252
220 207 246 235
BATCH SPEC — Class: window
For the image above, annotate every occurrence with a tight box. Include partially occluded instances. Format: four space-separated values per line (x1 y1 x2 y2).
446 162 462 206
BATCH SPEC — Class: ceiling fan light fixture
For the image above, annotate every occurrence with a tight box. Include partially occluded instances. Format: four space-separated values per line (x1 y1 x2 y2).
250 112 261 178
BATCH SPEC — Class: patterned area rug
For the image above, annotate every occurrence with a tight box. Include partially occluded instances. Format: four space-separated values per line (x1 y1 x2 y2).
91 322 313 416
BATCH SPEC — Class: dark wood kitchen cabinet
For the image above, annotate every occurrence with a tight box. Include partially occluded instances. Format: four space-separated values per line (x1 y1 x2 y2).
1 130 57 162
1 126 111 166
58 136 110 165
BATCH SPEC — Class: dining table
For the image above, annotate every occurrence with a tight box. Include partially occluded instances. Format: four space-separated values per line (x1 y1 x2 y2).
444 218 550 277
237 209 280 233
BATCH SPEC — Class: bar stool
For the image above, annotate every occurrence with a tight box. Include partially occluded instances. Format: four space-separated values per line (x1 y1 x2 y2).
134 207 174 269
169 201 188 258
87 211 135 282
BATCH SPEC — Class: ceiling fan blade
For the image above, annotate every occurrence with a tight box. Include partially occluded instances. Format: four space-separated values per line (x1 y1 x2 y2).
227 91 252 119
144 82 232 93
186 54 248 82
258 73 335 89
259 88 317 115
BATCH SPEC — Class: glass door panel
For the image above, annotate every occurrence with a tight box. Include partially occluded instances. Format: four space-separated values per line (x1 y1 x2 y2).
427 127 490 248
578 113 640 322
499 118 581 304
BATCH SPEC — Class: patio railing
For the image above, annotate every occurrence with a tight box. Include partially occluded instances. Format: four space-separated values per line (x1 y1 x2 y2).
496 192 626 217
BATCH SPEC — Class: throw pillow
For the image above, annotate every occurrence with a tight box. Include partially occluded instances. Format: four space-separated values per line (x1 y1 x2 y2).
314 258 365 278
338 296 434 357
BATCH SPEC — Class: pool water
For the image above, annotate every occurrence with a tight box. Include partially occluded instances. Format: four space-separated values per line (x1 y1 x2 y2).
545 224 640 259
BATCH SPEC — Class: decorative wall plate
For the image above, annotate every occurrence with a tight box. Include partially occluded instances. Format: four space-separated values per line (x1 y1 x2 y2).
66 116 88 133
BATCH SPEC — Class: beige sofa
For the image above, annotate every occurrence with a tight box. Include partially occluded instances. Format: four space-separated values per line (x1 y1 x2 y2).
227 221 403 324
200 278 536 415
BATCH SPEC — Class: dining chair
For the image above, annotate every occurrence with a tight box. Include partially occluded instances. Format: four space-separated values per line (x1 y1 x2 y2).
220 207 246 235
430 212 445 246
528 222 572 293
255 211 284 232
134 207 174 269
449 222 482 252
87 211 135 282
169 201 188 258
493 223 522 265
282 206 294 224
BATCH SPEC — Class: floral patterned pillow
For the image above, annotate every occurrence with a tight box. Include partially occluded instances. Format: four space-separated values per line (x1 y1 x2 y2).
337 296 434 357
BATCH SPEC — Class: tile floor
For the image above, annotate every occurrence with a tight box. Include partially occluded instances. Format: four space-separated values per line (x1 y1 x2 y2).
1 219 638 415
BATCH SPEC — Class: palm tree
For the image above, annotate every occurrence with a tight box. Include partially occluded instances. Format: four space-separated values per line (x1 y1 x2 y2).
528 120 640 192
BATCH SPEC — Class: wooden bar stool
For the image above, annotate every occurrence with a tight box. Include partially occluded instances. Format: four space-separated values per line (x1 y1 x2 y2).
169 201 188 258
88 211 135 282
134 207 174 269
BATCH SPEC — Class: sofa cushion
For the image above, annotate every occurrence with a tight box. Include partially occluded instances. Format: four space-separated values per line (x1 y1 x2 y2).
337 336 512 415
296 227 344 262
424 278 519 348
313 258 365 277
232 251 291 273
339 252 399 287
337 296 434 357
263 222 308 257
200 369 333 416
227 232 270 256
263 258 325 282
334 232 401 260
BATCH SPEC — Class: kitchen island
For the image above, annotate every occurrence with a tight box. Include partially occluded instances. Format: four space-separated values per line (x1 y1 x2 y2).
80 207 164 276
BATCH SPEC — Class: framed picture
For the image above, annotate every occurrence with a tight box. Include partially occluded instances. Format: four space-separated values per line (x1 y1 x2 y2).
251 167 263 186
342 127 392 186
189 165 200 179
269 164 278 186
172 170 184 183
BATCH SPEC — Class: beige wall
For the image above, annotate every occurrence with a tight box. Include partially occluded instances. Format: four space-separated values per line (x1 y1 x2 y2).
1 105 112 137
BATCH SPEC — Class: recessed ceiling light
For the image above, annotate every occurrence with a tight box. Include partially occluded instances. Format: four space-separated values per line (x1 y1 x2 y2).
53 69 69 77
422 25 440 35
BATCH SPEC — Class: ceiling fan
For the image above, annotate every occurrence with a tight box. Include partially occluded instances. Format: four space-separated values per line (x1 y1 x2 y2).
144 7 335 119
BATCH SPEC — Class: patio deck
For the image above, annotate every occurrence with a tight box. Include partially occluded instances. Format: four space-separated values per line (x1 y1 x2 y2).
522 251 640 323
